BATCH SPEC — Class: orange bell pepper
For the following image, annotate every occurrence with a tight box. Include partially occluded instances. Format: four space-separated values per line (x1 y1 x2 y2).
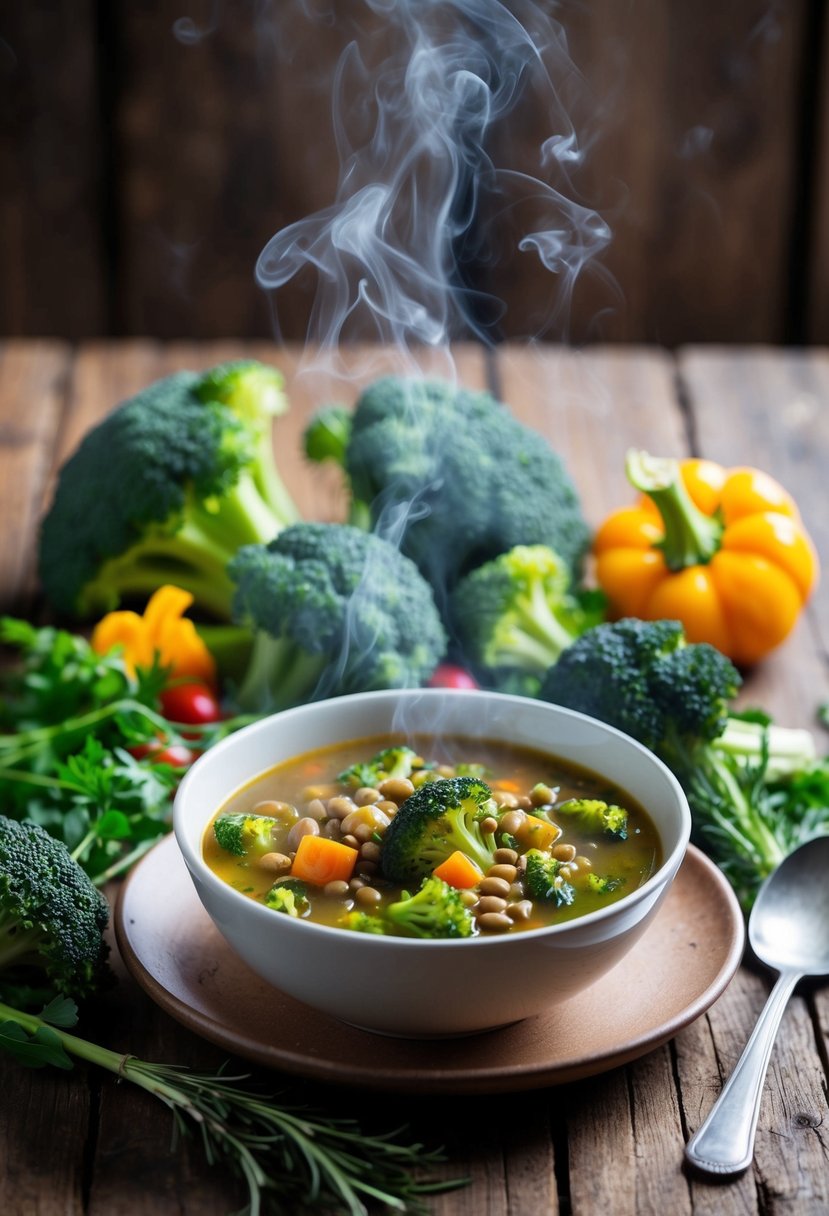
593 451 819 666
91 584 217 686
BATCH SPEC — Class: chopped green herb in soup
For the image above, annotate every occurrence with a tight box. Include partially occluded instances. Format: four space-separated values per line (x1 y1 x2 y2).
204 735 662 938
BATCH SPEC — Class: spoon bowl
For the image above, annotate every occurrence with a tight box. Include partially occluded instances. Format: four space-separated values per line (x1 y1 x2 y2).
685 835 829 1176
749 836 829 975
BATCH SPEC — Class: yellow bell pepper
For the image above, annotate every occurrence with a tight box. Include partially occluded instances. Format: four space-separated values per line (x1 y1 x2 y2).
91 585 217 686
594 451 819 666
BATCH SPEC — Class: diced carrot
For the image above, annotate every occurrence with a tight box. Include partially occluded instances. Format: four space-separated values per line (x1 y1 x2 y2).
495 779 521 793
514 813 561 852
291 835 358 886
433 850 482 890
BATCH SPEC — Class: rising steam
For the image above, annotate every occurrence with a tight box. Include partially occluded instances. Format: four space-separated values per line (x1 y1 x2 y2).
256 0 610 358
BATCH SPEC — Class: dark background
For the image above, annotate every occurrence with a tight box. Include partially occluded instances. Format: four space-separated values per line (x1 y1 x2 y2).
3 0 828 347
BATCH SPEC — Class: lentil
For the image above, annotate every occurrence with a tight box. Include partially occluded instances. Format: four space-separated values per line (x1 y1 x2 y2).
378 777 415 803
355 787 382 806
479 875 511 898
477 895 508 915
487 863 518 883
286 817 320 851
355 885 383 906
477 911 512 932
257 852 292 875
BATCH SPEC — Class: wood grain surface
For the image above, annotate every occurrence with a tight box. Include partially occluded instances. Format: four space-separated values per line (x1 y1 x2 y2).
0 340 827 1216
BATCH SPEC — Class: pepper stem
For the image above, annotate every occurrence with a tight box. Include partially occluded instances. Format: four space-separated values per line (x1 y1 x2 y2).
626 449 723 570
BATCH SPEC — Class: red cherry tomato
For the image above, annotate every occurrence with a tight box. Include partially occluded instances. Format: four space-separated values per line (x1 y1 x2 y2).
427 663 479 690
127 740 198 767
159 682 223 725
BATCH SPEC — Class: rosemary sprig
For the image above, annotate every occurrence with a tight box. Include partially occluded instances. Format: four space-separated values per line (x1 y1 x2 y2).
0 999 464 1215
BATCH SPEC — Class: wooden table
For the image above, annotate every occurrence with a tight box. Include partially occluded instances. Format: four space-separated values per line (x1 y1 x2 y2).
1 340 828 1215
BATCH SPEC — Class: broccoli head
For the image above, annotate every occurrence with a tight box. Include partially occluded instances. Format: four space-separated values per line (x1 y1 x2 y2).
339 910 388 935
587 873 626 895
380 776 499 886
523 849 576 907
540 618 741 751
451 544 605 693
386 875 476 939
0 817 110 1005
305 377 591 599
555 798 629 840
38 360 297 621
213 813 279 858
264 879 310 917
228 522 447 712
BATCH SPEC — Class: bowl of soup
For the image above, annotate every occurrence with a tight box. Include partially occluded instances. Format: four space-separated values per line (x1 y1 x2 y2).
173 689 691 1037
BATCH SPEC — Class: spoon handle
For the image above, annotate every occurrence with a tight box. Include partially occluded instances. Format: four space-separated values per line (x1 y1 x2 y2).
684 969 801 1176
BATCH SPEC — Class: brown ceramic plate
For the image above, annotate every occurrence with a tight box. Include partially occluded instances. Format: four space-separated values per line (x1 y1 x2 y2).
115 835 744 1094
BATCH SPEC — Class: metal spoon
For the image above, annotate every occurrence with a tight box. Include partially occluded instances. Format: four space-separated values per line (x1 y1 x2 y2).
684 835 829 1176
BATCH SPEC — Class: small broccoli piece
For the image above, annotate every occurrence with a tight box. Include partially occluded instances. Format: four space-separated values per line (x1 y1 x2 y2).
386 875 476 939
587 873 626 895
523 850 576 907
555 798 629 840
305 377 591 598
38 360 297 621
338 746 423 790
228 522 447 712
0 817 110 1005
339 910 388 935
380 776 499 885
213 813 279 858
304 405 353 467
451 544 605 693
264 879 310 918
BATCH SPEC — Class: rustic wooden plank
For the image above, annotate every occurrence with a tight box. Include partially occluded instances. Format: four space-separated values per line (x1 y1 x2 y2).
677 346 829 729
0 342 71 611
85 949 245 1215
0 5 107 337
806 8 829 344
114 6 344 340
565 1068 638 1212
483 3 808 345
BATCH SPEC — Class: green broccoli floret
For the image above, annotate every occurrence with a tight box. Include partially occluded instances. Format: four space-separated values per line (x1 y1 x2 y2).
38 360 298 621
386 875 476 939
304 377 591 597
451 544 605 693
228 522 447 712
540 618 821 907
523 850 576 907
555 798 629 840
337 746 423 790
339 910 388 935
304 405 353 467
380 776 498 885
264 879 309 918
213 813 279 858
0 817 110 1005
587 873 626 895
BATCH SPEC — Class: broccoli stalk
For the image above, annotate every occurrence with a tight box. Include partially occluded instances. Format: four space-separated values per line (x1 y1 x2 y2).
228 522 447 713
451 544 605 693
386 875 476 939
38 361 299 621
541 618 825 908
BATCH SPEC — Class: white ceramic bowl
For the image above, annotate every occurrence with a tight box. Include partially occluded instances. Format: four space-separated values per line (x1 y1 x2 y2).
173 689 691 1037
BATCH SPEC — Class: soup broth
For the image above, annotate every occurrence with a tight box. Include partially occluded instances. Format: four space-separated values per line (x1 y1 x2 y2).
204 733 662 938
